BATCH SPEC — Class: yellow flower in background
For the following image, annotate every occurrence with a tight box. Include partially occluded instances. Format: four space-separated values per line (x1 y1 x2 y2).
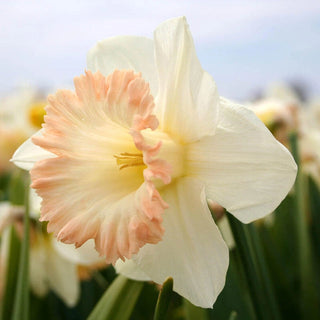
12 17 297 307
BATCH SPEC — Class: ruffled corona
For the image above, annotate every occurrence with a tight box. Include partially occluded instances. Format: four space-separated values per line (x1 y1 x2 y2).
31 70 171 264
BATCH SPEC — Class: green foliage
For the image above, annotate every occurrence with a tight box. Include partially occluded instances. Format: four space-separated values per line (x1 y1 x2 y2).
153 278 173 320
87 275 144 320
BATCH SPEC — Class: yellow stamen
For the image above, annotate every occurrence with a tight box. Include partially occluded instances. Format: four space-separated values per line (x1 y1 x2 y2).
114 152 145 170
28 102 46 128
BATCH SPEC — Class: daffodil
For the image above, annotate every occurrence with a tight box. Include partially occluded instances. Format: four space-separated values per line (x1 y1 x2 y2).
12 17 297 307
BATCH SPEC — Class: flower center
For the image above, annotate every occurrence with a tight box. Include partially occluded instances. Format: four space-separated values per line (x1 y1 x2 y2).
114 152 146 170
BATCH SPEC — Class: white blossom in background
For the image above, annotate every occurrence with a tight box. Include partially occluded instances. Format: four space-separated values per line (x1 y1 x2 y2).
0 87 47 173
250 83 320 187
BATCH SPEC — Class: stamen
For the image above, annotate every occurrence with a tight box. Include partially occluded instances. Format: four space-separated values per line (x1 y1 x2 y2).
114 152 145 170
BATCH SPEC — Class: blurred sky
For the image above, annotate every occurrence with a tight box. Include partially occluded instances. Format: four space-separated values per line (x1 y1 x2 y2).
1 0 320 100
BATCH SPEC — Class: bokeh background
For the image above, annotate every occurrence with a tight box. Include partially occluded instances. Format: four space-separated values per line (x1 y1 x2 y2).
1 0 319 101
1 2 320 319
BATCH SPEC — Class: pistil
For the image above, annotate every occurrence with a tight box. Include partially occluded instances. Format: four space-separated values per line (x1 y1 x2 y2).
114 152 145 170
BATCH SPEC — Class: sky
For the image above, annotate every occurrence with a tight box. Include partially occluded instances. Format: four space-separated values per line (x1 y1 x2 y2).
1 0 320 101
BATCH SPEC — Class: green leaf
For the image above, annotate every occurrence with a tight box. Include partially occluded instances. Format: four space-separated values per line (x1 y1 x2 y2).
209 250 256 320
153 277 173 320
227 213 272 320
0 227 21 320
290 133 320 319
87 275 143 320
246 224 281 320
12 181 30 320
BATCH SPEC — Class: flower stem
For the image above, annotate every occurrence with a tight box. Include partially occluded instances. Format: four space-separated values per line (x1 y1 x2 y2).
12 178 30 320
153 277 173 320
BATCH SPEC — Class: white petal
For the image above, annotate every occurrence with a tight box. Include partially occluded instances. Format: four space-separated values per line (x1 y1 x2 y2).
11 130 55 171
132 177 229 308
115 259 150 281
187 98 297 223
47 238 80 307
154 17 219 143
53 239 105 266
87 36 157 96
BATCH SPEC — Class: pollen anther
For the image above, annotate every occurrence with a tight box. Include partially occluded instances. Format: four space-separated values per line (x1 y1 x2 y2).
114 152 145 170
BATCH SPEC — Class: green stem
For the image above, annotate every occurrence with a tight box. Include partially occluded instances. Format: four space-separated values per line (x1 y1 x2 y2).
12 182 30 320
153 277 173 320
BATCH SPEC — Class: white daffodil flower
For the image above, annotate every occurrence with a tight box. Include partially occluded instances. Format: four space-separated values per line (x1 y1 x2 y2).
12 17 297 307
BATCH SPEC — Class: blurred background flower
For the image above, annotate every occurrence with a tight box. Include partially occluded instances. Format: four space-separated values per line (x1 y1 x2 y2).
0 87 47 173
